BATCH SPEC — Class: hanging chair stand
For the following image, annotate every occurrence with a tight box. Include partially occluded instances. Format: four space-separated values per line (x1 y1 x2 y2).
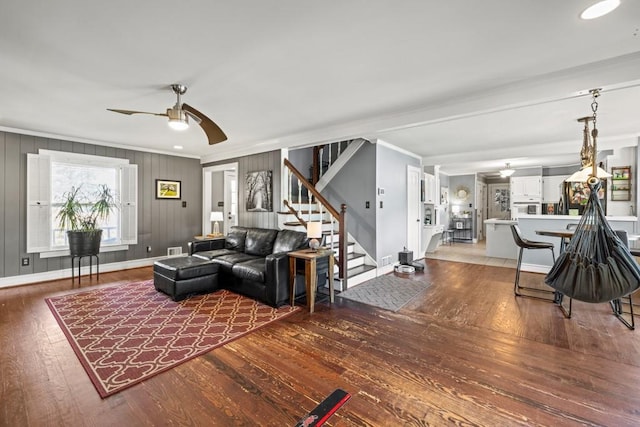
544 89 640 330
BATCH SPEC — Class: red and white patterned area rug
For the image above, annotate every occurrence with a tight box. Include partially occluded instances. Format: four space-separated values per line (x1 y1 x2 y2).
45 280 299 398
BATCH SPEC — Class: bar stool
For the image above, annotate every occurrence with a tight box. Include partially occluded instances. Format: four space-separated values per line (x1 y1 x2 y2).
442 229 454 246
510 225 556 299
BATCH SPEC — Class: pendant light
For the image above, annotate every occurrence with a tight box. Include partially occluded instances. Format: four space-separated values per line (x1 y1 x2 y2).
566 89 612 182
500 163 515 178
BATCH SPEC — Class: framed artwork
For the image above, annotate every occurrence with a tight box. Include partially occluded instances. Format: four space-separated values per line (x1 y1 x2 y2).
440 187 449 205
245 170 273 212
156 179 181 199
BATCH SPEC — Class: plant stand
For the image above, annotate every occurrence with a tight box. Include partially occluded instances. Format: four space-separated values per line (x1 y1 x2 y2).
71 254 100 285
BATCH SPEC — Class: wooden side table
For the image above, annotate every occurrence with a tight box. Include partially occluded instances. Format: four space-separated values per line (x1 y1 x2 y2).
288 249 334 313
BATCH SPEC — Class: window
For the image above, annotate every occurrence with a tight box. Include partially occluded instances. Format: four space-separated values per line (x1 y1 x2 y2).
27 150 138 256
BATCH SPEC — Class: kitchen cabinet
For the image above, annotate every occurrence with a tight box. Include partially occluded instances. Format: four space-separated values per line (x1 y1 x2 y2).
424 173 436 203
611 166 631 201
510 176 542 201
542 175 569 203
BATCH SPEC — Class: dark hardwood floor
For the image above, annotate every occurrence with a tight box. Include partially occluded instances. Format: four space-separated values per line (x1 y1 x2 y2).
2 260 640 426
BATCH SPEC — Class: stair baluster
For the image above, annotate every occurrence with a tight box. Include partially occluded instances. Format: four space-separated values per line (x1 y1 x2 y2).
283 158 347 287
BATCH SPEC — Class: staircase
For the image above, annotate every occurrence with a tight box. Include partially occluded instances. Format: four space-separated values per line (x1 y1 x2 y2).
281 147 376 291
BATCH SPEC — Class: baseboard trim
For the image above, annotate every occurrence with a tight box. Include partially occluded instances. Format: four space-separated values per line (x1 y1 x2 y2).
0 256 174 289
520 263 552 274
377 264 396 276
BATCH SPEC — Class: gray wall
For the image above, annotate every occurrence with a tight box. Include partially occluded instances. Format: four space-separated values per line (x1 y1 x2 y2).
0 131 202 279
203 150 281 229
323 142 377 259
375 144 421 264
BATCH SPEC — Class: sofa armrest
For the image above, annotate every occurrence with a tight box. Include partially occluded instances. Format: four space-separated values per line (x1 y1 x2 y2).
264 252 291 306
188 238 226 255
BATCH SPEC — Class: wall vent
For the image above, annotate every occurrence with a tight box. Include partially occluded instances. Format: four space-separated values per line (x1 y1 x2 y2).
381 255 392 266
167 246 183 257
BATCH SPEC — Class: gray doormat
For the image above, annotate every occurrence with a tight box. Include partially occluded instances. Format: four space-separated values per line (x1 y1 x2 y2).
338 275 431 312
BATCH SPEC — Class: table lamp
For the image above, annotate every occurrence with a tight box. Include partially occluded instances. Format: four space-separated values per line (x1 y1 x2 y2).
210 211 224 235
307 222 322 251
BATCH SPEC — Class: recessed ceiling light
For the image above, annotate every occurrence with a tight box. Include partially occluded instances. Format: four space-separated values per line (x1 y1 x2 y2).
173 145 183 150
580 0 621 20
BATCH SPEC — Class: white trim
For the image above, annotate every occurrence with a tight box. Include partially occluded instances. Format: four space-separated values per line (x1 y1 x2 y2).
39 244 129 259
520 263 552 274
40 149 130 166
0 256 175 289
371 138 422 161
202 162 238 235
1 126 200 159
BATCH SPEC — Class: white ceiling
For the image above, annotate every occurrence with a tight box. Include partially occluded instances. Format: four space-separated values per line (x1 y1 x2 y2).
1 1 639 176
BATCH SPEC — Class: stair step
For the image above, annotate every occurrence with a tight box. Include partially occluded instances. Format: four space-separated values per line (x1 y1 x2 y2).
284 220 333 227
277 210 322 215
334 264 376 280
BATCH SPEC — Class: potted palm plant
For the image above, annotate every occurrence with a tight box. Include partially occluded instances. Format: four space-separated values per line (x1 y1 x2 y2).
56 184 116 256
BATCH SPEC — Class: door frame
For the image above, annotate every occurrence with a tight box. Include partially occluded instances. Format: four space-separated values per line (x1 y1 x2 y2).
223 169 238 235
407 165 422 258
202 162 238 235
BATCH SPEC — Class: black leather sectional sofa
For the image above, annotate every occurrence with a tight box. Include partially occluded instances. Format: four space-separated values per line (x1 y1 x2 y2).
184 226 309 307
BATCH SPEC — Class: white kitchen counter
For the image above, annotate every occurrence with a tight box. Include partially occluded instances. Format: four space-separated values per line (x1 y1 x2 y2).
484 218 518 259
517 214 638 272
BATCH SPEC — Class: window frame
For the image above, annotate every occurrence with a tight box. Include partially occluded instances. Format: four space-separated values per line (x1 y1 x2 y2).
27 150 138 257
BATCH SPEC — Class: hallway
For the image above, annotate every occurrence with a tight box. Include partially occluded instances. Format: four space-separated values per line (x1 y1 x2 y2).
424 239 517 269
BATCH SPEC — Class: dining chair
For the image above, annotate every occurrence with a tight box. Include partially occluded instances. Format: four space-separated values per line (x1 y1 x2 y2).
510 224 556 299
560 223 578 253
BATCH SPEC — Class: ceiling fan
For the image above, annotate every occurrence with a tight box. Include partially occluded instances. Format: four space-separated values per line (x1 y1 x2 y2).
107 84 227 145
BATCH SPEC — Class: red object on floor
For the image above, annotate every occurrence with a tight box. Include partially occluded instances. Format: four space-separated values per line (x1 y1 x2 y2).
294 389 352 427
46 281 299 397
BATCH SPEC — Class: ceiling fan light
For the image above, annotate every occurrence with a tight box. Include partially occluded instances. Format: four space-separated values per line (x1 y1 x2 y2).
168 118 189 131
580 0 620 20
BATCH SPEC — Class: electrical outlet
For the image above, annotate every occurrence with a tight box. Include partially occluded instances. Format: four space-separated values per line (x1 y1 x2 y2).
21 257 29 266
366 201 370 208
146 246 152 253
182 201 187 208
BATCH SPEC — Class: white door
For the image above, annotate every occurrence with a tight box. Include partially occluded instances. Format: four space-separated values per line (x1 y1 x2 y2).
407 166 422 259
223 170 238 235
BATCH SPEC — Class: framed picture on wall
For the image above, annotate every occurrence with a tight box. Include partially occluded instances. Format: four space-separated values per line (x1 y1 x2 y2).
245 170 273 212
156 179 181 199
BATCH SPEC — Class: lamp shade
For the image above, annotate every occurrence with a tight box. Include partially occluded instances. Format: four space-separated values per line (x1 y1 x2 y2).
565 165 612 182
307 222 322 239
210 211 224 221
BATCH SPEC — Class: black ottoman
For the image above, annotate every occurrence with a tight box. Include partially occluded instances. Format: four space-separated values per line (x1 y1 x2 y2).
153 256 219 301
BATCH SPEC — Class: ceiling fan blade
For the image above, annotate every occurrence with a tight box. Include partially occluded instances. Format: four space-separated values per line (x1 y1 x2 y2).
182 103 227 145
107 108 167 117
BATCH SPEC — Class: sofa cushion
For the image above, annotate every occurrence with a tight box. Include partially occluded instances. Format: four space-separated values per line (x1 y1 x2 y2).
225 227 248 251
154 256 219 280
232 258 266 283
192 248 236 260
212 252 261 272
244 228 279 256
272 229 308 253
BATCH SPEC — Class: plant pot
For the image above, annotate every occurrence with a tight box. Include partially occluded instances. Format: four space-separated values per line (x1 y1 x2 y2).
67 230 103 256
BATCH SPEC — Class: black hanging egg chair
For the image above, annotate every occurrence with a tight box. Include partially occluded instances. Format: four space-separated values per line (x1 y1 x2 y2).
544 90 640 329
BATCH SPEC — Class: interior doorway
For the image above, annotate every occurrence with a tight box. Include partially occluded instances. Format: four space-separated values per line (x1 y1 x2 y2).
475 181 487 241
487 183 510 220
407 165 422 258
223 170 238 235
203 163 238 235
